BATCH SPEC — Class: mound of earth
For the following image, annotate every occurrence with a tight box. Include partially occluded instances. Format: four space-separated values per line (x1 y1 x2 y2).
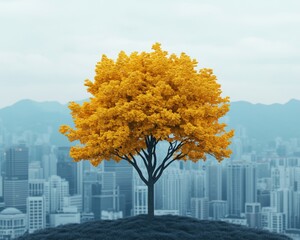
18 215 291 240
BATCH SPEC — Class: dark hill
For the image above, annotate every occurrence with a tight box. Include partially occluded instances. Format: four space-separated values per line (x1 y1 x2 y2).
17 215 291 240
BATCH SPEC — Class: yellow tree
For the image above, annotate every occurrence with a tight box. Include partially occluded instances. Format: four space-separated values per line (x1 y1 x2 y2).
60 43 234 218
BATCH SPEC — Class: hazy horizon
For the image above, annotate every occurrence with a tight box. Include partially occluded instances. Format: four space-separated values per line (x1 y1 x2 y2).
0 97 300 109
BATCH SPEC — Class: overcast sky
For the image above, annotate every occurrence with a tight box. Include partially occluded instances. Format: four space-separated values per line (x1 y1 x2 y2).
0 0 299 108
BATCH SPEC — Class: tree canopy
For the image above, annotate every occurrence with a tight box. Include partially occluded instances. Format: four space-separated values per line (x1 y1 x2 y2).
60 43 233 167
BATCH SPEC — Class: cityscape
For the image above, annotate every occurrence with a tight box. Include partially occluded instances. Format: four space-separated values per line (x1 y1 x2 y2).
1 1 300 239
0 100 299 239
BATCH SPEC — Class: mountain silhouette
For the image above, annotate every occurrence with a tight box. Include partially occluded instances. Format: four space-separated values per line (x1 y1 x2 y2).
0 99 299 146
228 99 300 141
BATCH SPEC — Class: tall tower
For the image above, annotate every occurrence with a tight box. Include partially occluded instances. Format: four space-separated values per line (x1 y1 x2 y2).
4 144 29 213
44 175 69 214
133 170 148 216
104 160 133 217
27 179 46 234
245 163 257 203
161 168 188 215
206 164 222 201
56 147 78 196
227 163 245 217
191 197 209 220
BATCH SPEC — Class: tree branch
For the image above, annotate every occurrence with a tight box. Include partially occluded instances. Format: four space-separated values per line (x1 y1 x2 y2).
113 149 127 160
152 146 157 172
153 140 180 178
154 153 187 183
113 151 148 185
153 140 188 182
136 149 149 169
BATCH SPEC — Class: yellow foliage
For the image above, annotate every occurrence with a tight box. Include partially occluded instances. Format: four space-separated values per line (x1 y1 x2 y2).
60 43 234 164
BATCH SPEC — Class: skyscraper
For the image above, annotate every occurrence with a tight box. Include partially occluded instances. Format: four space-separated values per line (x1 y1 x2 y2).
191 198 209 220
83 171 99 213
104 160 133 217
27 196 46 233
44 175 69 214
3 144 29 213
207 164 222 201
161 168 188 215
227 163 245 217
42 152 57 180
27 178 46 233
245 202 261 228
100 171 120 214
56 147 78 196
209 200 228 220
245 163 257 203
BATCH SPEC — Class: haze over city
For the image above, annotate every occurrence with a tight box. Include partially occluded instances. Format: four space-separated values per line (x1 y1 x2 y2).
1 0 300 108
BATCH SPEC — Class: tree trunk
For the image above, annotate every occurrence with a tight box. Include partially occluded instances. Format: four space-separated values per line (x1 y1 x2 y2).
147 179 154 218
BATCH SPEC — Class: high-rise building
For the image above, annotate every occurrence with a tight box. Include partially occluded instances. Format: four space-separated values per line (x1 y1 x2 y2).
191 170 205 199
132 168 148 216
227 163 245 217
100 171 120 214
226 163 258 217
257 190 270 208
44 175 69 214
261 207 286 234
27 196 46 233
29 144 51 163
184 170 205 213
133 185 147 216
270 188 296 229
57 147 78 196
27 179 46 234
245 163 257 203
161 168 188 215
104 160 133 217
191 198 209 220
29 179 45 197
245 202 261 228
271 166 291 190
29 161 43 180
42 152 57 180
3 144 29 213
91 182 102 220
209 200 228 220
206 165 222 201
271 212 286 234
83 171 99 213
256 162 270 179
290 167 300 192
77 161 83 195
83 170 121 218
64 195 83 213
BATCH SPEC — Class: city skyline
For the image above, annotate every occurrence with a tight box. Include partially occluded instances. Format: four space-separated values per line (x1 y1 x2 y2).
0 1 299 239
0 94 299 238
1 0 300 108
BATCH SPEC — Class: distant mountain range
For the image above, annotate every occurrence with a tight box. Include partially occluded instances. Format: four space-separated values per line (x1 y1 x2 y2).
229 99 300 141
0 99 299 146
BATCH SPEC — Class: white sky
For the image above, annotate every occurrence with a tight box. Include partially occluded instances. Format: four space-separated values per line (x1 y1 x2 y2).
0 0 299 108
